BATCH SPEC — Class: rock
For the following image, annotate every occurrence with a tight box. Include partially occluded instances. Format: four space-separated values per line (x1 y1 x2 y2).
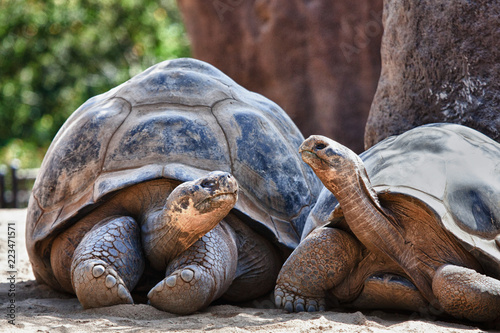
365 0 500 149
177 0 383 153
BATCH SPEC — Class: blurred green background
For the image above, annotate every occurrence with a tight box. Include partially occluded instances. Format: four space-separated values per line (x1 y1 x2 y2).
0 0 190 169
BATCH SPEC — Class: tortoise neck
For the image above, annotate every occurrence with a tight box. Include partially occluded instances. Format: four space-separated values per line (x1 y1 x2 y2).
327 169 402 262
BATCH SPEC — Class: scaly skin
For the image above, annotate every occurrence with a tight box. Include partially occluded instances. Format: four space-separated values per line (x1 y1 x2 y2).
433 265 500 322
71 216 144 308
275 227 362 312
148 216 283 314
148 222 238 314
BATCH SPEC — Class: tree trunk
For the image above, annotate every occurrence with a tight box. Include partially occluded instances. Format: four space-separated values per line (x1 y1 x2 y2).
177 0 383 153
365 0 500 149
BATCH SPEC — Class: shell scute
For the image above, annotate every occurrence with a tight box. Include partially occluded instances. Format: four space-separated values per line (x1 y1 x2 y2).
34 98 131 211
103 107 229 172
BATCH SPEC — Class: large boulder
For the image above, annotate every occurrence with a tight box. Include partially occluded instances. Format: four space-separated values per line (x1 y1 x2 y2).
177 0 383 153
365 0 500 149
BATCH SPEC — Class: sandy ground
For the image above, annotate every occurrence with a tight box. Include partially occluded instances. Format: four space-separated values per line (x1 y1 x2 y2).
0 209 497 332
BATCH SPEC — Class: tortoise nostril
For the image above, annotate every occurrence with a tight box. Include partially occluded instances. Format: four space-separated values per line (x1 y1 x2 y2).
315 143 327 150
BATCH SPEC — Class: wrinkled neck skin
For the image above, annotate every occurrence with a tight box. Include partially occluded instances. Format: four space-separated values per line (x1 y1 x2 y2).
140 208 184 268
318 164 428 302
318 163 405 272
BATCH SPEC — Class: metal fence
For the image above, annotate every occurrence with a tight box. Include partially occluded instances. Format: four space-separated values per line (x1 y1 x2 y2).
0 160 38 208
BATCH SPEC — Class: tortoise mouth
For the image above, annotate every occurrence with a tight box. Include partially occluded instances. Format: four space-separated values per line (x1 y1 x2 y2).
300 149 317 159
300 150 330 168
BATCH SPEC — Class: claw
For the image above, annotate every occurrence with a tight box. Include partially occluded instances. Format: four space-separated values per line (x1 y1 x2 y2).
92 265 105 278
117 284 130 299
165 275 177 287
180 269 194 282
274 295 282 308
306 299 319 312
284 301 294 312
105 274 117 288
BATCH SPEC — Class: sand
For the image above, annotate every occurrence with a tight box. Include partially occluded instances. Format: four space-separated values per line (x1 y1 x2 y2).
0 209 496 332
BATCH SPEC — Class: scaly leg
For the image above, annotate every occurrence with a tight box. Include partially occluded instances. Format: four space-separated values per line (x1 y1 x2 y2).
148 222 238 314
274 227 362 312
432 264 500 322
71 216 145 308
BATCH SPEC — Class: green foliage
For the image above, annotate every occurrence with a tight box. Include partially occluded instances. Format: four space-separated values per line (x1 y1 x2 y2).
0 0 190 168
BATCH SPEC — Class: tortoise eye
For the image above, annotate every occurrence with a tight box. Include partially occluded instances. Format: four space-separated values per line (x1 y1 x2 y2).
315 143 327 150
201 180 216 189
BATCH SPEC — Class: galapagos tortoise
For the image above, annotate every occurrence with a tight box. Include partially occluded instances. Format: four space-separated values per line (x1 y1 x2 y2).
275 123 500 322
26 58 321 314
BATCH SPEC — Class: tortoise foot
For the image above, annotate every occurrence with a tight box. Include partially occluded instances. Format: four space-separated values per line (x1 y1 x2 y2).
69 216 144 309
274 285 326 312
148 264 215 314
72 259 133 308
147 223 238 314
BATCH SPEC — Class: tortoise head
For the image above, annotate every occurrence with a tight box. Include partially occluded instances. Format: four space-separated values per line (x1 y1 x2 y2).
166 171 239 217
299 135 365 190
142 171 238 269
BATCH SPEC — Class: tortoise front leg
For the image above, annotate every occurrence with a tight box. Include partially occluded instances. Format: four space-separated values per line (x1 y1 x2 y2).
275 227 362 312
432 264 500 322
70 216 145 308
147 222 238 315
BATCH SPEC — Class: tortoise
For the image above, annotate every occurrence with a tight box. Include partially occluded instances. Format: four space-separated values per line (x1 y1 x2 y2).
274 123 500 322
26 58 321 314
